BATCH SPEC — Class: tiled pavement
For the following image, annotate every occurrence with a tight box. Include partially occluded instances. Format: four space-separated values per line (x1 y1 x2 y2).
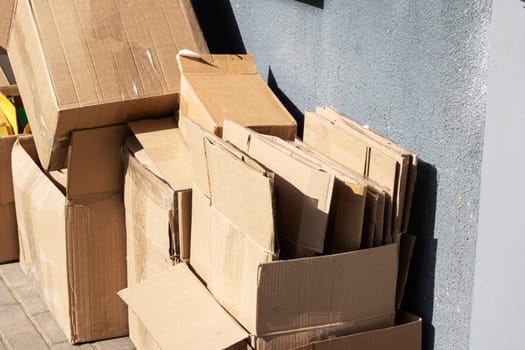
0 263 135 350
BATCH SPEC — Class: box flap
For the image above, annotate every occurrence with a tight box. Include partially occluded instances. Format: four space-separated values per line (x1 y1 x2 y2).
256 244 399 336
128 117 192 191
67 124 129 199
178 53 258 74
205 133 276 253
0 0 15 49
11 138 72 340
223 120 334 255
118 264 248 350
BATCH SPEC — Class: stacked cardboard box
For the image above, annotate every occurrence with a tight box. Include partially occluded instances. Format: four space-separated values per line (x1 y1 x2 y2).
0 0 208 344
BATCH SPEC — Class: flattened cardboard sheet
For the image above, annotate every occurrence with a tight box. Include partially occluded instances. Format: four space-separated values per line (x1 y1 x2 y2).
223 120 334 256
119 264 248 350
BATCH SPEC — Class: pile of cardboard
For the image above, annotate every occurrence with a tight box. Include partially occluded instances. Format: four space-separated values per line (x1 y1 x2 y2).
0 1 422 349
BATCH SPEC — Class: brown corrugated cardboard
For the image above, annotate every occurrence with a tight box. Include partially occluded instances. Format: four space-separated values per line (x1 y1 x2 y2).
291 311 421 350
126 117 193 263
178 53 297 141
3 0 208 170
0 135 34 263
119 263 249 350
287 141 388 250
304 111 401 242
123 117 193 349
0 0 14 49
222 120 334 256
185 122 398 343
317 107 418 235
12 124 129 343
313 107 418 240
257 135 368 252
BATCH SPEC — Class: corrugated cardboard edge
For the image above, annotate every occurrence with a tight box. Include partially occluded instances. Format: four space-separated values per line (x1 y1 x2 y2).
290 311 422 350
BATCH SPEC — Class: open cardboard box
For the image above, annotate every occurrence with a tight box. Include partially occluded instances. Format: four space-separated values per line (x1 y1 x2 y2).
1 0 208 170
119 123 401 350
12 124 130 343
124 117 193 350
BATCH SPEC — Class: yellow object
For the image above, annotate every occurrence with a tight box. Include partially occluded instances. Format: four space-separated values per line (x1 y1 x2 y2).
0 110 14 136
0 93 17 135
24 123 31 134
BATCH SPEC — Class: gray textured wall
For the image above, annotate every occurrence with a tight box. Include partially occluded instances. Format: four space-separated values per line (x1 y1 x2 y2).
192 0 492 349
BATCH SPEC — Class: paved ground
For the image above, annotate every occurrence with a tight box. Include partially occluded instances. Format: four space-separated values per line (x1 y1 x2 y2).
0 263 135 350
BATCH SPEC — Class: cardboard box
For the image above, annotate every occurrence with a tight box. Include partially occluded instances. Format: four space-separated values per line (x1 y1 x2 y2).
119 125 400 350
124 117 193 350
2 0 208 170
178 53 297 141
189 127 397 346
0 135 33 263
291 311 421 350
12 124 130 343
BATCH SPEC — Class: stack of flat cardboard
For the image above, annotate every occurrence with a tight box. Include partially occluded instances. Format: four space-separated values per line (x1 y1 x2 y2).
118 53 421 350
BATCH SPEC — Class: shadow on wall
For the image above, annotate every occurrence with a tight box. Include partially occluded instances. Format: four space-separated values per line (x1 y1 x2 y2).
267 67 305 138
191 0 247 54
295 0 324 9
402 160 439 350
